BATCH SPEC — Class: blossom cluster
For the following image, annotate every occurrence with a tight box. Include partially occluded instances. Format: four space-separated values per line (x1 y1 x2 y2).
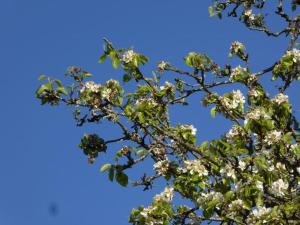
264 130 282 145
157 61 168 72
180 124 197 136
135 98 158 107
226 125 246 143
197 191 223 205
270 179 288 197
80 81 101 93
245 107 270 121
228 199 245 210
247 207 272 224
153 159 170 175
153 187 174 203
160 81 174 91
238 160 247 171
248 88 262 98
220 89 245 110
220 164 236 179
182 160 208 177
285 48 300 64
244 9 255 22
229 66 248 81
230 41 245 54
271 93 289 105
122 50 136 63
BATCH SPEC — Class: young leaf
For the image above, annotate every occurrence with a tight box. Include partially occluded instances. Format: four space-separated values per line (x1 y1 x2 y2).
38 75 47 81
112 59 120 69
57 87 68 95
211 107 217 118
99 54 107 63
100 163 111 173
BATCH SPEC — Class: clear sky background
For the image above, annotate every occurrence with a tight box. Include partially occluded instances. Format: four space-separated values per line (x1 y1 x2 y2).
0 0 298 225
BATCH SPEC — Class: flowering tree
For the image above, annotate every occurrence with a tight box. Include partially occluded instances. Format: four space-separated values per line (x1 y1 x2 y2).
36 1 300 224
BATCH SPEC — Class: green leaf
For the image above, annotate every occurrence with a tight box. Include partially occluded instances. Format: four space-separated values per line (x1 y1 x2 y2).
139 55 148 64
99 54 107 63
108 167 115 182
117 96 123 105
100 163 111 173
36 84 48 96
82 71 92 77
225 190 235 201
112 59 120 69
54 79 63 87
38 75 47 81
136 149 145 155
256 193 263 207
210 107 217 118
57 87 68 95
123 74 132 82
116 171 128 187
45 82 53 90
199 182 206 189
208 6 215 17
200 141 208 152
133 57 139 67
137 112 145 123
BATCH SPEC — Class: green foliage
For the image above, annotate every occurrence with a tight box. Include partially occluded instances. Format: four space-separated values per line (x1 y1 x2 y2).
78 134 107 163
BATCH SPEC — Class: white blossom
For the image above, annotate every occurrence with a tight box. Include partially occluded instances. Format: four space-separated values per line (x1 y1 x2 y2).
160 81 174 91
180 124 197 136
245 108 270 121
270 179 288 196
264 130 282 145
271 93 289 105
101 88 112 99
232 90 245 106
297 167 300 174
140 206 158 222
230 41 245 53
122 50 136 63
249 89 262 98
80 81 101 93
285 48 300 64
197 191 223 205
153 159 170 175
291 143 298 149
247 74 257 83
252 207 272 219
157 61 168 71
153 187 174 203
256 180 264 192
183 160 208 176
220 164 236 179
135 98 158 107
230 66 247 81
252 165 259 174
151 147 166 157
226 125 245 143
268 164 275 172
244 9 255 21
220 90 245 110
238 160 247 170
228 199 245 210
275 162 286 170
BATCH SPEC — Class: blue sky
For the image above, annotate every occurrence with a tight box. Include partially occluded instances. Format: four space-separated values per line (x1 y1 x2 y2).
0 0 298 225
